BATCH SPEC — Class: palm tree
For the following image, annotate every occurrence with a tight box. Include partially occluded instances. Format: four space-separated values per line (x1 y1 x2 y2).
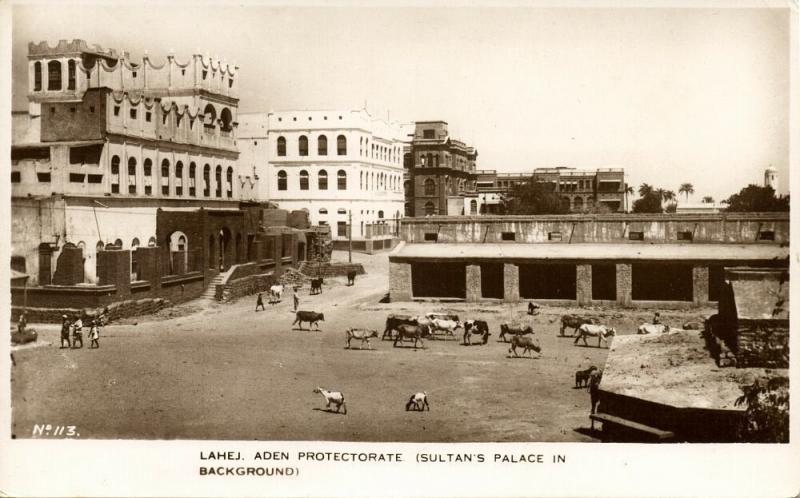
679 182 695 202
664 190 676 203
655 188 667 202
624 184 634 212
702 196 714 204
638 183 654 198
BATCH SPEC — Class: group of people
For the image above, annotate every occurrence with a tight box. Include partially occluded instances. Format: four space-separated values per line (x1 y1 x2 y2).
60 314 101 349
255 286 300 312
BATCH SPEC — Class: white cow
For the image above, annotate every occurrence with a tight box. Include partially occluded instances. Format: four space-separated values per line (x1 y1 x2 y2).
429 318 462 338
270 284 285 301
637 323 669 335
574 324 616 348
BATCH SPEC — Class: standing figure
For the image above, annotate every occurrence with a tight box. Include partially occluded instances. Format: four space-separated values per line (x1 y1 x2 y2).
255 292 265 312
60 314 71 349
71 315 84 349
652 312 662 325
88 320 100 349
17 312 27 334
588 370 602 414
293 287 300 312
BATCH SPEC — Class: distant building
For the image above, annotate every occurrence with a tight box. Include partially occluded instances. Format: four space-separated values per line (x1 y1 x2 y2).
404 121 478 216
474 167 627 213
238 109 406 246
764 166 778 193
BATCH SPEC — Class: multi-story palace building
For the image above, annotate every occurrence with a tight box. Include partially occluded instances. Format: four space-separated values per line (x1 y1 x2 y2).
238 109 406 244
470 167 627 213
10 39 274 287
404 121 478 216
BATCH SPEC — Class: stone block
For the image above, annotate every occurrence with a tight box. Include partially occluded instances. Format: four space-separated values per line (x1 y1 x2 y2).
576 264 592 306
503 263 520 302
466 265 481 302
693 265 709 305
615 263 632 307
390 261 412 301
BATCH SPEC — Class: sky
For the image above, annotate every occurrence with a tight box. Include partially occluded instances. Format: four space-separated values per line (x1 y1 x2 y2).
10 4 791 201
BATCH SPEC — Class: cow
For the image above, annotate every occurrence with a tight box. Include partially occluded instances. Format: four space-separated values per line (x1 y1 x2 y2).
560 314 599 337
527 302 541 315
682 321 704 331
429 318 462 338
463 320 490 345
508 334 542 358
382 314 419 340
293 310 325 331
405 391 430 411
637 323 669 335
347 271 357 286
313 387 346 414
425 312 460 322
575 366 598 388
499 322 534 342
574 324 616 348
270 284 285 301
345 328 378 350
310 277 324 295
393 324 427 349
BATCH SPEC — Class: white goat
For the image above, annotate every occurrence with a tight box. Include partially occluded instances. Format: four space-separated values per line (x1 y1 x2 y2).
405 391 430 411
313 386 347 414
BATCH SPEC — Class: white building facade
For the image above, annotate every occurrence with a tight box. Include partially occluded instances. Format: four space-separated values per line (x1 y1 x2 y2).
239 109 406 240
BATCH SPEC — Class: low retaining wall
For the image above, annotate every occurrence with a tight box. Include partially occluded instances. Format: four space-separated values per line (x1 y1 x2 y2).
297 262 366 278
217 273 279 303
331 237 399 254
12 297 172 324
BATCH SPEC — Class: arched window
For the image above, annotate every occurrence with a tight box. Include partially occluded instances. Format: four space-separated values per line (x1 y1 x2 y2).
573 197 584 211
110 155 120 194
131 238 140 249
143 158 153 195
298 135 308 156
359 137 363 156
128 157 138 194
277 170 287 191
424 178 435 196
226 167 233 198
161 159 170 195
33 61 42 91
561 196 571 211
177 235 187 251
47 61 62 90
470 199 477 215
203 104 217 126
319 208 328 214
277 136 286 156
175 161 184 196
337 135 347 155
215 165 222 197
113 238 123 248
188 162 196 196
317 135 328 156
96 241 105 252
359 171 363 190
148 236 157 247
337 208 347 215
299 170 309 190
67 59 76 90
220 107 233 132
318 170 328 190
203 164 211 196
427 153 434 168
337 170 347 190
424 202 435 216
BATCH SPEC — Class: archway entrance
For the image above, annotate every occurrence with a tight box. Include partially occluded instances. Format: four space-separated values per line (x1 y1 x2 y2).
218 227 233 271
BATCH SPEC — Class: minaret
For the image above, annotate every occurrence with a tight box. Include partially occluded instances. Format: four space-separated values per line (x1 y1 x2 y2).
764 166 778 193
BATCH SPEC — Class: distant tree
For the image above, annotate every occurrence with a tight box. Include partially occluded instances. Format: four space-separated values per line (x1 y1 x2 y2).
632 192 664 213
664 190 676 203
702 196 714 204
638 183 654 198
505 178 569 215
735 376 789 443
724 185 789 212
665 203 677 213
679 182 695 201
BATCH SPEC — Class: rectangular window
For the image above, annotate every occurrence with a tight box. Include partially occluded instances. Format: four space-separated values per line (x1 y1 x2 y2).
424 233 438 242
677 231 693 241
423 129 435 139
145 185 152 195
629 231 644 241
501 232 516 241
87 174 103 184
548 232 562 241
69 145 102 164
11 171 21 183
318 221 328 226
757 230 775 241
69 173 85 183
111 183 119 193
113 106 120 116
145 112 152 122
11 148 50 161
37 172 51 182
130 109 137 119
337 221 348 238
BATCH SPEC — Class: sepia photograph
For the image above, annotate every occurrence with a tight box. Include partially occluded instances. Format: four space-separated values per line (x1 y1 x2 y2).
1 0 797 496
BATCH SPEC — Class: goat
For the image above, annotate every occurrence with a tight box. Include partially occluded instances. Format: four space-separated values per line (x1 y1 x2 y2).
313 386 347 414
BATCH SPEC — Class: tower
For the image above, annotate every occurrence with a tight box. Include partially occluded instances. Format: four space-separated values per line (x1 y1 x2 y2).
764 166 778 193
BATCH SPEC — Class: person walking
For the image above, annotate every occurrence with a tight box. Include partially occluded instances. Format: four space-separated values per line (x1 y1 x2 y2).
60 314 71 349
292 287 300 312
255 292 265 312
88 320 100 349
71 315 84 349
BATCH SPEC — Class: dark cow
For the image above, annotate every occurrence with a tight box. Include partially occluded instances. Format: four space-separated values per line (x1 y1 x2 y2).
508 334 542 358
560 314 599 337
293 310 325 330
463 320 490 345
393 324 427 349
347 271 357 286
527 302 541 315
310 278 324 295
682 321 704 331
383 314 419 340
499 322 534 342
575 366 598 388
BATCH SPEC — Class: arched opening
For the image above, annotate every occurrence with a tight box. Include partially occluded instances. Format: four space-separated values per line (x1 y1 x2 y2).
203 164 211 196
561 196 571 211
217 227 233 271
317 135 328 156
574 196 584 212
67 59 76 90
277 170 287 190
220 107 233 133
337 135 347 155
110 155 120 193
215 165 222 197
226 166 233 198
143 158 153 195
424 179 435 196
168 231 189 274
318 169 328 190
188 162 196 196
424 201 435 216
337 170 347 190
203 104 217 127
470 199 478 215
147 236 157 247
277 136 286 156
299 170 309 190
161 159 170 196
113 238 123 249
299 135 308 156
175 161 184 196
47 60 62 90
130 238 140 280
427 153 434 168
128 157 138 194
34 61 42 91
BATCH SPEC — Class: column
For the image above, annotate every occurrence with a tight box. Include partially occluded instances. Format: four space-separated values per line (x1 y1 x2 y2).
615 263 632 307
389 261 412 301
503 263 520 303
576 264 593 306
466 264 481 302
692 265 709 306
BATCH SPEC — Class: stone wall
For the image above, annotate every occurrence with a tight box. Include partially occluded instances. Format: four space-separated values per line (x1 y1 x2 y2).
217 273 279 303
389 262 412 301
11 297 171 324
502 263 519 302
576 264 592 305
297 262 366 278
466 265 481 302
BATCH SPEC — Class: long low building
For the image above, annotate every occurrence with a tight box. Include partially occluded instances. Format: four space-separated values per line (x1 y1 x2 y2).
389 212 789 307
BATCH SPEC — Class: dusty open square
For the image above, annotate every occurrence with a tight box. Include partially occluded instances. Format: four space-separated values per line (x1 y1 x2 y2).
11 251 712 442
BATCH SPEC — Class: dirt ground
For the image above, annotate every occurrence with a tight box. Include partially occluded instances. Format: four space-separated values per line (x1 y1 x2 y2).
10 251 713 442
